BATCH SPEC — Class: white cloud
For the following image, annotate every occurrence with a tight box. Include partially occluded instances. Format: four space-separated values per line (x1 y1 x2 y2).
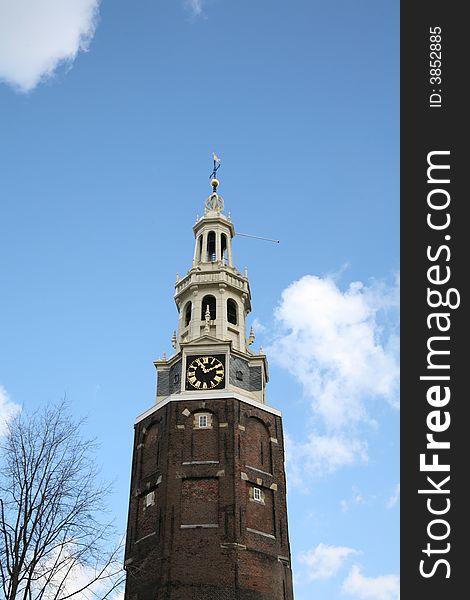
270 273 399 475
272 274 399 429
251 317 267 334
185 0 204 16
386 483 400 509
286 433 368 482
0 385 21 436
340 485 366 512
0 0 100 92
342 565 399 600
298 543 358 581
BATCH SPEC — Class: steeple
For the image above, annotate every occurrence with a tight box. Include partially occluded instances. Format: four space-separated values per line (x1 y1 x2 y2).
173 163 252 354
153 157 268 405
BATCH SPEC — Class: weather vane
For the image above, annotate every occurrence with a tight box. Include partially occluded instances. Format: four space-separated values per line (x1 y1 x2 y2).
210 152 221 191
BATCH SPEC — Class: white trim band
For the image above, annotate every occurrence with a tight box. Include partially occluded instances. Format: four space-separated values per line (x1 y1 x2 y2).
246 527 276 539
180 524 219 529
136 391 282 423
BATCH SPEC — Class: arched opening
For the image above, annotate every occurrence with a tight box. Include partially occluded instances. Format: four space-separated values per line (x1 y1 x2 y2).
197 235 203 262
206 231 216 262
227 298 238 325
183 410 219 462
184 302 192 326
221 233 228 265
201 295 216 320
245 417 272 473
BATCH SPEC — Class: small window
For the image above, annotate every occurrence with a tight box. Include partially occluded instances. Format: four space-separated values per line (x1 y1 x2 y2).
227 299 237 325
173 373 180 384
253 487 263 503
236 370 243 381
145 491 155 508
194 412 212 429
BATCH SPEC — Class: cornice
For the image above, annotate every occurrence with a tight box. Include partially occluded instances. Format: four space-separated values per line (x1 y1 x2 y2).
135 391 282 424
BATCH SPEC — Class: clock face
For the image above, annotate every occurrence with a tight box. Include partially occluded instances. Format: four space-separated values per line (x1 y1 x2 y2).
185 354 225 391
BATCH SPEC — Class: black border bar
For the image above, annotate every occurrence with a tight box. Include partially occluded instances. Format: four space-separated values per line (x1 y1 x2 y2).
401 3 467 597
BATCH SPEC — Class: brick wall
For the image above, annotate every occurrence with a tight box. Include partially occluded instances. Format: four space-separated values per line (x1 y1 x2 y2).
181 478 219 524
246 486 275 536
244 417 272 473
124 397 294 600
181 409 219 462
140 422 159 478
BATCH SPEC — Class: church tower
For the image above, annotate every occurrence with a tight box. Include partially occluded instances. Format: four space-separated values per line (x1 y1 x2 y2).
124 163 294 600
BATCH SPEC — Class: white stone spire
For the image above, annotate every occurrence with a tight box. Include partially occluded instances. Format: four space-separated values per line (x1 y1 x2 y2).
173 171 252 354
154 158 269 407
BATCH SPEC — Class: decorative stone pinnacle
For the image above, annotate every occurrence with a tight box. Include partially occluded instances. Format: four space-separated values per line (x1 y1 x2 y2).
248 326 255 346
259 346 263 355
171 330 177 349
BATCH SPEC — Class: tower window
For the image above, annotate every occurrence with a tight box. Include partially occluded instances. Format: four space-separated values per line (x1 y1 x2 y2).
145 491 155 508
195 413 212 429
221 233 228 265
201 295 216 320
206 231 216 262
252 487 264 503
227 299 237 325
184 302 192 326
198 235 203 262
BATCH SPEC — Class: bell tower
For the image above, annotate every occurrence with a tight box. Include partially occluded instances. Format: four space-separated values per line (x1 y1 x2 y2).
124 161 294 600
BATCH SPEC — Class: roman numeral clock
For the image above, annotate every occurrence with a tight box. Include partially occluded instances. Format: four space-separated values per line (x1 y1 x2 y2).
186 355 226 390
123 164 294 600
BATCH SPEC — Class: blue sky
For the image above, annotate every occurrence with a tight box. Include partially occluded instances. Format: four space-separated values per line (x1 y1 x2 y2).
0 1 399 599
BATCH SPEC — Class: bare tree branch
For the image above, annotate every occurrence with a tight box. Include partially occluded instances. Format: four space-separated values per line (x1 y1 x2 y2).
0 402 124 600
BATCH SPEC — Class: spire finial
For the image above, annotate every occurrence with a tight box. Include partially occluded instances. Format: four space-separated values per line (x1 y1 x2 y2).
210 152 221 192
205 153 224 214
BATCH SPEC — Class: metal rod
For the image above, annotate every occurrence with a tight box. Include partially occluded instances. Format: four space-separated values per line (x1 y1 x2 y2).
236 232 280 243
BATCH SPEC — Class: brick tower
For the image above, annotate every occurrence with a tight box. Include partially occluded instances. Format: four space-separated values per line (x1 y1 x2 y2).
124 163 294 600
